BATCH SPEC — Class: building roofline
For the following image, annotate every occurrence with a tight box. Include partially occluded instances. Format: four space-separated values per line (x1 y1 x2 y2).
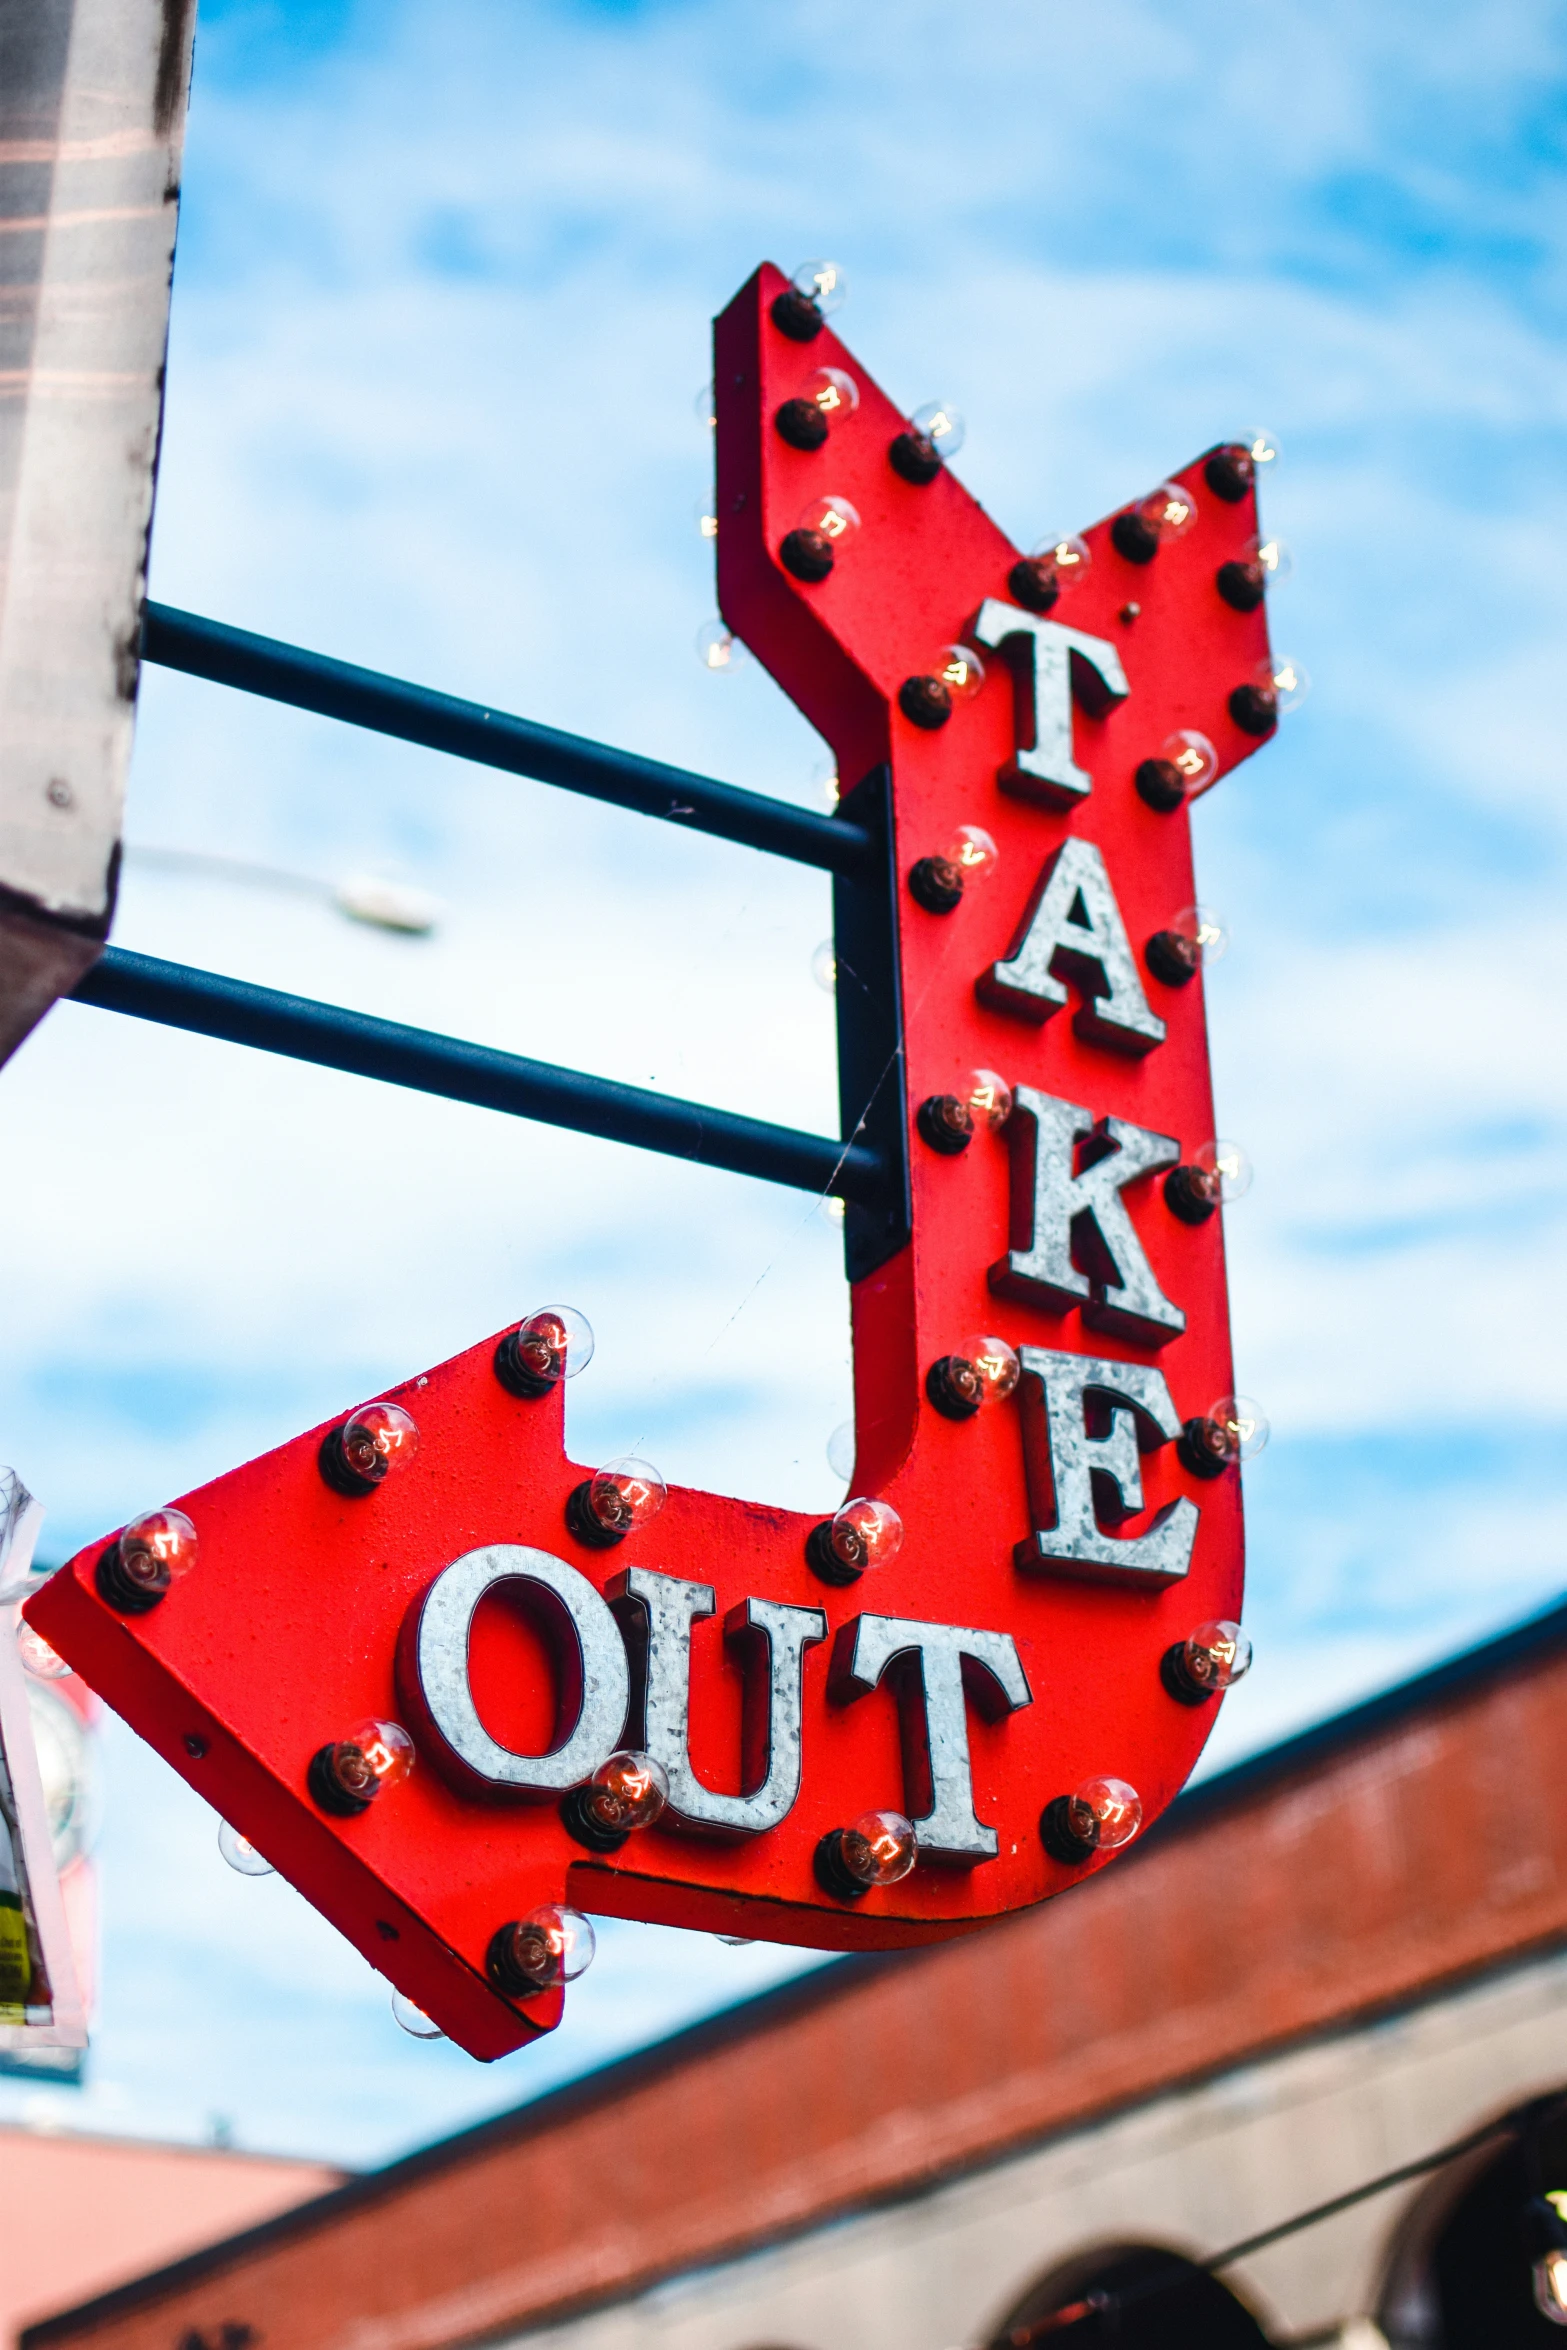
24 1587 1567 2347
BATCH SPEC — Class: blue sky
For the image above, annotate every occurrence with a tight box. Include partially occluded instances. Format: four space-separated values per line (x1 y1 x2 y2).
2 0 1567 2166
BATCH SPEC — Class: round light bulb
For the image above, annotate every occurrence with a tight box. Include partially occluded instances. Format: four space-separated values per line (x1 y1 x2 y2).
791 258 847 315
1182 1620 1253 1694
829 1496 904 1573
391 1989 444 2040
827 1421 856 1482
839 1809 918 1888
1536 2249 1567 2325
1174 905 1228 963
584 1749 670 1834
586 1457 667 1538
218 1820 274 1877
943 823 998 880
507 1305 595 1391
338 1402 419 1490
15 1620 69 1680
1195 1137 1253 1203
910 399 966 458
694 497 718 541
962 1070 1013 1130
935 644 985 702
1211 1394 1269 1461
1248 428 1281 467
1134 729 1219 814
1067 1776 1143 1852
811 939 836 993
1138 481 1198 541
491 1902 596 1993
1009 533 1091 614
962 1335 1021 1402
1267 653 1309 711
312 1718 416 1815
797 492 860 546
117 1507 199 1601
807 366 859 417
695 619 743 672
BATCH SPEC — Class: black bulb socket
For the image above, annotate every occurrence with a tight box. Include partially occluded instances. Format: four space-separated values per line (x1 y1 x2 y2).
487 1923 550 1997
770 287 825 342
1040 1796 1099 1865
565 1480 628 1549
1007 556 1062 615
1161 1643 1216 1707
889 430 943 485
1145 930 1200 988
1178 1416 1235 1480
1164 1164 1219 1225
814 1829 871 1901
1135 758 1186 814
805 1521 863 1586
1204 447 1254 502
774 397 829 451
560 1785 629 1853
308 1743 375 1818
916 1094 973 1156
318 1424 384 1498
1216 560 1266 613
493 1329 561 1399
1111 511 1161 564
927 1355 983 1421
95 1539 169 1615
1229 683 1278 736
898 675 952 731
908 855 964 914
780 527 835 583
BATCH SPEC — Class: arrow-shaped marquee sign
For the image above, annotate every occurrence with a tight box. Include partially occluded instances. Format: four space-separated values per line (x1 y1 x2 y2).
27 264 1279 2061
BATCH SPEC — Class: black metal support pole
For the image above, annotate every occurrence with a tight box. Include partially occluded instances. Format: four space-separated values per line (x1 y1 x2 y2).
140 604 871 879
69 949 888 1204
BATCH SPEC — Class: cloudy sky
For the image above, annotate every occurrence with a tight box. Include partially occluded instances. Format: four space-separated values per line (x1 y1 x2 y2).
2 0 1566 2167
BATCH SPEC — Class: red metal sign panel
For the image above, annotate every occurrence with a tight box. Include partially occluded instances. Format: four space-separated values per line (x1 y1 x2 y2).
27 264 1275 2061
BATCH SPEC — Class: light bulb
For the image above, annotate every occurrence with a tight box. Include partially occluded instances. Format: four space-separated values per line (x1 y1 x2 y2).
1113 481 1198 563
1144 906 1228 989
809 366 858 416
939 644 986 700
964 1069 1013 1129
391 1989 444 2040
816 1808 917 1900
827 1421 856 1482
1164 1619 1253 1705
915 1067 1012 1156
1537 2251 1567 2326
1179 1394 1270 1479
1216 536 1292 612
907 823 998 915
774 368 860 451
218 1820 274 1876
811 939 837 993
1134 729 1219 813
1205 432 1279 501
567 1456 667 1549
806 1495 904 1585
792 258 847 314
911 400 965 457
926 1336 1019 1420
781 493 861 582
1229 653 1309 735
309 1718 416 1817
695 619 743 672
897 644 986 732
1164 1139 1251 1224
694 497 719 540
1042 1776 1143 1862
1009 533 1091 614
962 1335 1021 1402
97 1505 199 1613
488 1902 596 1995
15 1620 69 1680
562 1747 670 1850
320 1401 420 1498
494 1304 595 1399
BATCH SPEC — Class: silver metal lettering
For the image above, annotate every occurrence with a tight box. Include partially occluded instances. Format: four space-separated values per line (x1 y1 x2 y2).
992 1086 1184 1345
610 1566 826 1837
970 598 1130 807
827 1615 1032 1864
980 836 1165 1054
1015 1346 1197 1587
404 1544 630 1794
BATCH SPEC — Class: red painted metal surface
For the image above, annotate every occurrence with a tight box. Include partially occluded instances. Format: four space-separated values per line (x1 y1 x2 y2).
25 263 1273 2061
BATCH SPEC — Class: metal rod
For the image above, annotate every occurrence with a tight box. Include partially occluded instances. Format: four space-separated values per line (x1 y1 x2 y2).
69 949 889 1204
140 604 871 879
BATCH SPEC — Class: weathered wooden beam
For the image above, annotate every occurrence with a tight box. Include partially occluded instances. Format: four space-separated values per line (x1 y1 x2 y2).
0 0 196 1064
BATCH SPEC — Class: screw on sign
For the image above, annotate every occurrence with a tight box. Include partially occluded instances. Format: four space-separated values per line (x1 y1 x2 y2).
27 262 1279 2063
